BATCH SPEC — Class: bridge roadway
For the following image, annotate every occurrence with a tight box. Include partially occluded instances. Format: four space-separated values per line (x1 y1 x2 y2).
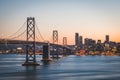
0 39 71 50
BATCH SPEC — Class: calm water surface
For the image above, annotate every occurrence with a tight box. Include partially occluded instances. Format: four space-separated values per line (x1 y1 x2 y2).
0 54 120 80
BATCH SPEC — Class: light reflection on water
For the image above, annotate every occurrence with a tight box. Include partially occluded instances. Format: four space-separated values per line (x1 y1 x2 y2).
0 54 120 80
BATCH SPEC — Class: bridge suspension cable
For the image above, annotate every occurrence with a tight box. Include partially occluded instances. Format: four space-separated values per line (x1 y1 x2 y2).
35 23 45 42
7 21 26 39
35 35 41 42
9 29 26 40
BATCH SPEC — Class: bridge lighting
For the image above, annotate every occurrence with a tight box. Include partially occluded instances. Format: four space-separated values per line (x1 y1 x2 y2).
17 47 22 50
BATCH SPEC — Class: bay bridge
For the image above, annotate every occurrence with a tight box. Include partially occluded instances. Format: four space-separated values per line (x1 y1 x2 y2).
0 17 72 66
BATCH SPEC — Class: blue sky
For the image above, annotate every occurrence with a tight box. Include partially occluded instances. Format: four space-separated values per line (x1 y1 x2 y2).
0 0 120 44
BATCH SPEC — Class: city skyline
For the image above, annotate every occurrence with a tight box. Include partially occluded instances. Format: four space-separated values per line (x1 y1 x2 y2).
75 33 111 45
0 0 120 45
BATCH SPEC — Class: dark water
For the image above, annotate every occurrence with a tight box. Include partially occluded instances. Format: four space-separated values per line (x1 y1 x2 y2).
0 54 120 80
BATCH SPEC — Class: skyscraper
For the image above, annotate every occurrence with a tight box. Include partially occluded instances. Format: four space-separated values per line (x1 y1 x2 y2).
106 35 109 42
79 36 83 45
84 38 89 45
75 33 79 45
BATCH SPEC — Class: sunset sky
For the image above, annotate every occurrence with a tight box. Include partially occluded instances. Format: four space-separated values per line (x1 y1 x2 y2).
0 0 120 45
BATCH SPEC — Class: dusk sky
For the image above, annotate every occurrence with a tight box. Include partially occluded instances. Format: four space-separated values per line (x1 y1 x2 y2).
0 0 120 45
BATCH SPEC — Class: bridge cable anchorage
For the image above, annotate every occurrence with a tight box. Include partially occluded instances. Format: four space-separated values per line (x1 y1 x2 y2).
35 23 45 42
22 17 39 66
7 21 27 39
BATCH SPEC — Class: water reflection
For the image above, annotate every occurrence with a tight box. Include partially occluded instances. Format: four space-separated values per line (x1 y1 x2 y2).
23 66 38 80
42 61 51 65
0 54 120 80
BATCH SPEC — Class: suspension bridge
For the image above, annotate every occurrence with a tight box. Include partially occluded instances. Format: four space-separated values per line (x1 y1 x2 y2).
0 17 72 66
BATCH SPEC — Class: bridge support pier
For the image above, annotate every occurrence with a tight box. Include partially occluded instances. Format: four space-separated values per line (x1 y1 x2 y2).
66 49 72 55
41 44 52 61
63 48 67 56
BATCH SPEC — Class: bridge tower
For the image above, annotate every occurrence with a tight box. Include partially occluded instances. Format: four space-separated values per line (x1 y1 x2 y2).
63 37 67 46
52 30 59 58
63 37 67 56
22 17 39 66
53 30 58 44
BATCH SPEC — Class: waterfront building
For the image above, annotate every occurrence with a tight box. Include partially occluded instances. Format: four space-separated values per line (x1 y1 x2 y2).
97 40 101 44
79 36 83 45
106 35 109 42
84 38 89 46
75 33 79 46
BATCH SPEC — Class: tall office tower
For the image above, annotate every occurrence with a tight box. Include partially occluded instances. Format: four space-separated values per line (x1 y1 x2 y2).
106 35 109 42
79 36 83 45
84 38 89 45
91 40 96 45
75 33 79 45
88 39 92 45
